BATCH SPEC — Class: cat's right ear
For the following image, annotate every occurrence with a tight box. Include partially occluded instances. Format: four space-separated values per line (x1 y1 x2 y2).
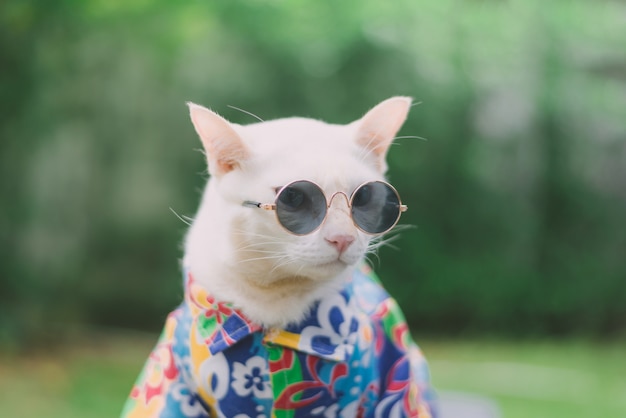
187 102 250 177
355 96 412 173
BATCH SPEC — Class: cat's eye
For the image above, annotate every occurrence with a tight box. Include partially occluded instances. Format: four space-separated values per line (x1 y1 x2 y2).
243 180 407 236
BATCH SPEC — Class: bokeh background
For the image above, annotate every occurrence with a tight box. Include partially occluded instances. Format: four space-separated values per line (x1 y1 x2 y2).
1 0 625 417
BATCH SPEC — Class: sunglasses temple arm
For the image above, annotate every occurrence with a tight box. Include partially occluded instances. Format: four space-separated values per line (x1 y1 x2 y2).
400 204 408 212
242 201 276 211
242 200 261 208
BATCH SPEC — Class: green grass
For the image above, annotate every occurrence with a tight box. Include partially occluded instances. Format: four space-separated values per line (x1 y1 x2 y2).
0 332 154 418
0 333 624 417
420 338 626 418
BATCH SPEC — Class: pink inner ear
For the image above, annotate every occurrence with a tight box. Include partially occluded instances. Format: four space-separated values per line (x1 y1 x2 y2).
356 96 412 164
214 145 248 173
216 160 236 174
188 103 250 176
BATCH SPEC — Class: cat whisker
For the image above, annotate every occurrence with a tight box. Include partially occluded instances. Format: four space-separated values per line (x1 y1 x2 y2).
231 232 286 245
393 135 428 141
363 253 381 269
357 140 386 165
235 241 285 251
365 224 415 258
238 254 286 263
234 236 284 245
285 259 308 278
237 248 284 255
227 105 264 123
235 245 297 272
364 244 386 269
269 256 299 275
388 224 416 234
232 229 283 241
368 236 400 252
356 126 386 164
170 207 193 226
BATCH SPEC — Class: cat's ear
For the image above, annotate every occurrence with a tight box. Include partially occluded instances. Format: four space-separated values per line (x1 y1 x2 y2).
355 96 412 173
187 102 250 177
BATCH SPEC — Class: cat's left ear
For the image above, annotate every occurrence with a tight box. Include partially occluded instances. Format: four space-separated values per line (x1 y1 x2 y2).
187 102 250 177
355 96 412 173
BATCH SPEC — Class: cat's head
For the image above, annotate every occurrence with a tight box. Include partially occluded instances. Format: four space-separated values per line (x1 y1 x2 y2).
185 97 411 295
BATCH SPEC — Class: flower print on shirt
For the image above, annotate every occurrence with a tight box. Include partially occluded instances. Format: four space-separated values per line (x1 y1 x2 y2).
204 295 233 325
299 292 360 362
197 352 231 402
170 382 207 417
231 355 272 399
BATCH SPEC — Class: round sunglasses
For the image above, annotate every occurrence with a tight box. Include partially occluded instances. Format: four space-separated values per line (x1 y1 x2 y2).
243 180 407 235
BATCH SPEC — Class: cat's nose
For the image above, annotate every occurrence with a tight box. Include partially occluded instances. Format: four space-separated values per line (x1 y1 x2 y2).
325 235 355 254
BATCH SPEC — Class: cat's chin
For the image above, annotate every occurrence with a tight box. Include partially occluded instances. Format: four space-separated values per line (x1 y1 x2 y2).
281 258 355 283
227 271 343 328
250 274 317 290
251 265 346 290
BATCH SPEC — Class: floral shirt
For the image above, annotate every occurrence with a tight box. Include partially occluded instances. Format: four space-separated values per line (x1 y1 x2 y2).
122 264 436 418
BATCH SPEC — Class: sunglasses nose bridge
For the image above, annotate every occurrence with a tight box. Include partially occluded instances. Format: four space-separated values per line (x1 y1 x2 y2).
327 191 351 210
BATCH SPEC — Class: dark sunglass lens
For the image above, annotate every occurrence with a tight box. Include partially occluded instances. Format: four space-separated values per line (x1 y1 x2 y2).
352 182 401 234
276 181 326 234
278 187 305 210
352 183 372 208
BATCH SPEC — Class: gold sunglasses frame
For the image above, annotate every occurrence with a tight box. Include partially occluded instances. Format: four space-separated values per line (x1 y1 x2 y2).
242 180 408 236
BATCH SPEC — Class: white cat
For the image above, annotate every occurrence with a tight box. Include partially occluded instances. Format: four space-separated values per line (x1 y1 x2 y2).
184 97 412 327
123 98 436 418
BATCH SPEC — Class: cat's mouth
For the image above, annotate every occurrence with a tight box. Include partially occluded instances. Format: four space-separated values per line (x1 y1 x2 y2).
319 251 362 267
317 258 349 268
307 257 358 277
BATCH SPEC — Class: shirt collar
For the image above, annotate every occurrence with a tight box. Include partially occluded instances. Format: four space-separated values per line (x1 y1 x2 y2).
184 268 366 362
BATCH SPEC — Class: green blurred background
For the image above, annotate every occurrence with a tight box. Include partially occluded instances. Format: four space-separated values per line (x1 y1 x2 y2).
1 0 625 416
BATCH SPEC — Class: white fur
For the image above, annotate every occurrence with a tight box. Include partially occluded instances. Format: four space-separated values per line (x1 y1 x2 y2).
183 98 411 328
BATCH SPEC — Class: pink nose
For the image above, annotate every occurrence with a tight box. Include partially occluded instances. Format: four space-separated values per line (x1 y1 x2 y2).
325 235 355 254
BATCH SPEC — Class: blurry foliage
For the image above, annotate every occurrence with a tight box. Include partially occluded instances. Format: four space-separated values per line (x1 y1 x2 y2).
1 0 625 346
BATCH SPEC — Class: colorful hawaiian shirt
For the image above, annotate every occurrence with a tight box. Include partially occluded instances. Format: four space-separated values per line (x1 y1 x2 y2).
122 264 436 417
